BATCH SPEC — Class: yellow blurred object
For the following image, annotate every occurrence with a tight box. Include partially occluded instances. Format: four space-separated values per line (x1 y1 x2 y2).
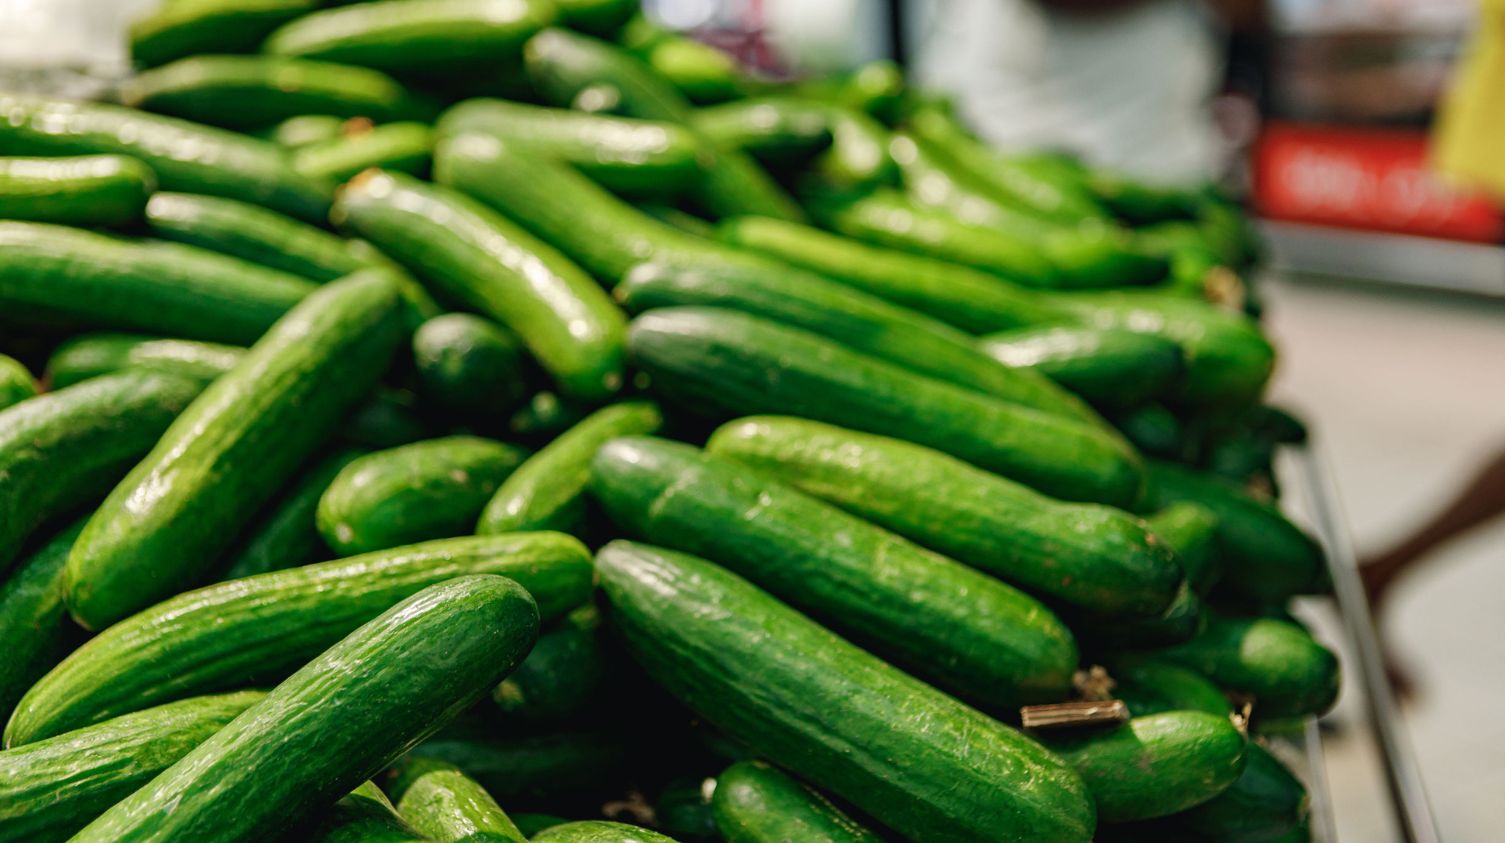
1434 0 1505 199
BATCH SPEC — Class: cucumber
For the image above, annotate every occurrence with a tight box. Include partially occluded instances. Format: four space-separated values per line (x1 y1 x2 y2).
535 822 682 843
0 155 155 226
0 691 264 843
317 436 528 554
553 0 636 34
0 222 316 344
220 448 368 580
693 98 832 160
0 520 86 722
391 758 527 843
438 99 701 196
890 132 1055 236
1147 460 1325 601
1069 580 1205 649
811 105 895 189
712 761 881 843
293 122 435 183
639 35 746 104
1145 501 1222 595
63 272 405 630
0 95 330 222
1107 655 1232 717
627 307 1144 507
1044 711 1246 823
264 0 557 72
590 437 1078 708
655 778 720 842
262 114 348 148
1114 404 1186 460
1156 613 1341 719
304 782 426 843
641 203 717 237
478 401 662 535
412 730 626 803
1164 740 1309 841
979 326 1186 410
70 575 540 843
10 533 588 745
121 55 434 129
492 605 605 724
597 541 1096 843
706 417 1178 616
0 370 204 574
790 60 904 122
0 353 37 410
515 814 570 836
334 169 626 401
509 391 594 440
128 0 317 68
412 313 530 420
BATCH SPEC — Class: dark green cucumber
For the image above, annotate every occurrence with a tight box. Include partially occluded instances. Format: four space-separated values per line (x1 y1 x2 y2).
789 60 904 122
811 105 895 189
553 0 636 34
706 417 1178 616
712 761 880 843
412 313 530 419
1107 655 1231 717
535 822 682 843
1070 581 1205 649
0 155 155 226
438 99 701 196
392 758 527 843
693 98 832 160
617 259 1104 428
70 575 539 843
0 94 330 221
597 541 1096 843
509 391 594 440
1147 460 1325 601
306 782 426 843
317 436 528 554
979 326 1186 410
590 437 1078 708
293 122 435 183
641 203 717 237
0 520 86 722
655 778 720 842
121 56 433 129
627 307 1144 507
63 272 405 630
1145 501 1222 595
265 0 557 72
1114 403 1187 460
0 369 204 573
0 691 264 843
0 353 37 410
0 222 315 344
1164 740 1309 842
1156 613 1340 719
514 814 570 836
334 169 626 401
1044 711 1246 823
10 533 587 745
220 448 368 580
491 604 605 724
128 0 317 68
1089 170 1203 223
478 401 662 535
637 33 747 104
412 730 626 803
263 114 348 148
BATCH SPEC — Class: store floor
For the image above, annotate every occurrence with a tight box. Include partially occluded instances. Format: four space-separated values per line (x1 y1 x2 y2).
1262 274 1505 841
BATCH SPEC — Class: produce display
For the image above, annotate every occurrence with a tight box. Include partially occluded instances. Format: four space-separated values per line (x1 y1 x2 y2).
0 1 1336 840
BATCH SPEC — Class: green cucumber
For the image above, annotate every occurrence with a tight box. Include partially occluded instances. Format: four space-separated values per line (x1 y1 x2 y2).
220 448 368 580
0 94 330 222
0 222 316 344
693 98 832 160
305 782 427 843
1145 501 1222 595
627 307 1144 507
317 436 528 554
1156 613 1340 719
0 691 264 843
412 730 626 803
515 814 570 836
535 822 682 843
712 761 880 843
412 313 530 419
1164 740 1309 841
491 604 605 724
293 122 435 183
706 417 1178 616
591 437 1078 708
0 370 204 573
0 155 155 226
121 56 433 129
789 60 904 122
0 520 86 722
10 533 588 745
438 99 701 196
811 105 895 189
334 169 626 401
509 391 594 440
889 132 1055 236
597 541 1096 843
478 401 662 535
264 0 557 72
1114 403 1186 460
1089 170 1203 223
0 353 37 410
639 35 746 104
392 758 527 843
263 114 348 147
1044 711 1246 823
70 575 540 843
553 0 636 34
1069 580 1205 648
641 203 717 237
128 0 317 68
979 326 1186 410
655 778 720 842
1106 655 1231 717
63 272 405 630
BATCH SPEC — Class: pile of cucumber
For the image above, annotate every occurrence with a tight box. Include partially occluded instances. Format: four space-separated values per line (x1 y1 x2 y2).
0 1 1336 841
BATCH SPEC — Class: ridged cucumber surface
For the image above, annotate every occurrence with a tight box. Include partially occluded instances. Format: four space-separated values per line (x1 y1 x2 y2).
0 520 87 722
303 781 426 843
1163 740 1309 842
293 122 435 183
712 760 881 843
391 758 527 843
491 604 605 724
534 821 682 843
412 313 530 418
0 154 155 226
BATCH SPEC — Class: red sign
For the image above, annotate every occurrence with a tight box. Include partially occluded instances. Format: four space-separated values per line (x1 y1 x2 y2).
1253 122 1504 243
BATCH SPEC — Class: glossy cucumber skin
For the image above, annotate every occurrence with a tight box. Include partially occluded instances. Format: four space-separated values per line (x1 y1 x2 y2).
534 821 682 843
293 122 435 183
121 56 433 129
63 273 405 630
712 761 880 843
693 97 832 159
69 576 540 843
392 758 527 843
1107 655 1232 718
1155 614 1340 719
0 155 155 226
304 781 427 843
979 325 1186 411
0 95 330 222
596 541 1096 843
590 437 1078 709
639 34 746 104
890 132 1057 237
0 691 264 843
0 222 315 344
318 436 528 554
438 99 701 196
1164 740 1309 842
706 417 1179 616
478 401 662 535
0 353 37 410
1045 711 1246 823
334 169 626 401
220 447 368 580
412 313 530 419
0 520 86 722
8 533 588 746
411 730 627 803
264 0 557 72
627 307 1144 507
128 0 318 68
811 105 894 189
0 370 204 573
491 605 605 724
1145 501 1222 595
